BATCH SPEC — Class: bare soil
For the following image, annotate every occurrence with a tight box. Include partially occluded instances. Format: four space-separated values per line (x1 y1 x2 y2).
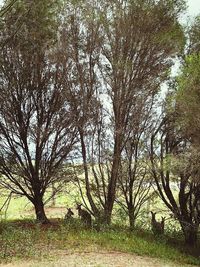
0 251 192 267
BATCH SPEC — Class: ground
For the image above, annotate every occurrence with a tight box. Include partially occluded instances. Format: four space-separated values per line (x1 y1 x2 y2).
0 201 199 267
0 250 193 267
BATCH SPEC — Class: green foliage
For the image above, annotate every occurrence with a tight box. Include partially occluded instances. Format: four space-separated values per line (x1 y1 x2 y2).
188 15 200 54
176 54 200 145
1 0 61 49
175 13 200 146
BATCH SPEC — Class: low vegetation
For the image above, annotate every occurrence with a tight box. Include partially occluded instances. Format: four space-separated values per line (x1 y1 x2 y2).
0 219 199 266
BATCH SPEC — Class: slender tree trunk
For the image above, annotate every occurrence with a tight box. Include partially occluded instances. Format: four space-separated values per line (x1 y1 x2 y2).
51 182 56 207
128 209 136 230
33 195 49 224
105 135 122 225
79 129 99 218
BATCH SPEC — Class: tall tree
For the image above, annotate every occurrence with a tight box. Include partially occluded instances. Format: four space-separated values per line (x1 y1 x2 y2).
175 14 200 162
150 115 200 246
59 0 103 221
149 13 200 246
176 53 200 146
175 14 200 137
96 0 185 223
0 0 77 223
117 94 155 229
61 0 186 225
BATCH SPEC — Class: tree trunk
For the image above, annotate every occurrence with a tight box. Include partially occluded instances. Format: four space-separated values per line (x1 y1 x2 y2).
181 222 198 247
129 211 136 230
33 196 50 224
79 129 99 216
105 135 122 225
51 182 56 207
103 209 112 225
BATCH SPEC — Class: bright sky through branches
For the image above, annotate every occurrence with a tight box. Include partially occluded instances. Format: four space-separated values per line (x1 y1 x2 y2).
0 0 200 17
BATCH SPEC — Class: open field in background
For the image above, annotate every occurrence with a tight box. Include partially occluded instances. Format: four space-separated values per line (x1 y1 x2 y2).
0 186 182 231
0 196 74 220
0 185 78 220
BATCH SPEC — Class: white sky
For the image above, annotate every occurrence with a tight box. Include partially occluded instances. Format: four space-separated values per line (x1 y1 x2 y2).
187 0 200 16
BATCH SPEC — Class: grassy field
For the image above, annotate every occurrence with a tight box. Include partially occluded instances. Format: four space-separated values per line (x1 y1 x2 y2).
0 191 200 266
0 219 199 266
0 188 76 220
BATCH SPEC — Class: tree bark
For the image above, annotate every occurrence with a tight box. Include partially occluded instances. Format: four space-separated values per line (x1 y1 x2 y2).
79 128 100 219
181 221 198 247
33 196 50 224
105 135 122 224
128 210 136 230
103 209 112 225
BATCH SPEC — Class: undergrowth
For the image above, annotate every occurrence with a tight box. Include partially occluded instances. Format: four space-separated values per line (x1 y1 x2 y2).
0 219 199 266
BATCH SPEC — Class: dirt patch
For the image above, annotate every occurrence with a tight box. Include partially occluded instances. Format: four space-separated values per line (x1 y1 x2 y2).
0 251 191 267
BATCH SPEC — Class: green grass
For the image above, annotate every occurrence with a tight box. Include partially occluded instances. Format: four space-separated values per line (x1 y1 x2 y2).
0 189 199 266
0 219 199 266
0 186 78 220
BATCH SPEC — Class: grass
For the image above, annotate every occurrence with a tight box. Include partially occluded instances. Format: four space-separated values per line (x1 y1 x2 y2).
0 189 199 266
0 186 77 220
0 219 199 266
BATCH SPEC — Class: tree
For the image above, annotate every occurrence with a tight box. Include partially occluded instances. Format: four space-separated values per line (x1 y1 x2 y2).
0 0 18 17
117 95 155 229
61 0 186 225
150 116 200 246
0 0 77 223
149 13 200 246
95 0 185 224
174 14 200 172
0 0 43 48
187 15 200 54
175 14 200 145
59 0 103 222
176 54 200 146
